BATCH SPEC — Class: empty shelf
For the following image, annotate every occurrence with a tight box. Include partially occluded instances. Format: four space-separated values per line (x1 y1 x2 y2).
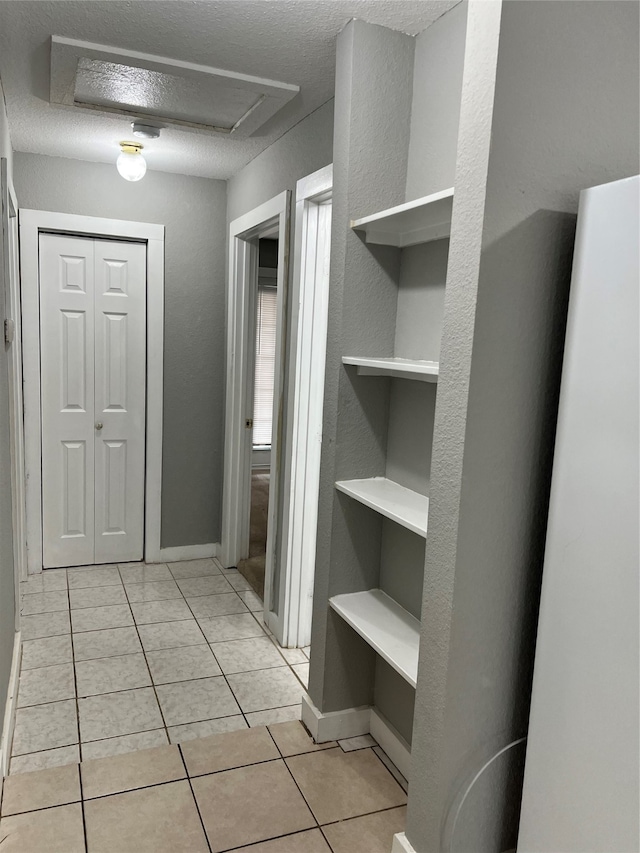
343 356 439 382
350 187 454 247
335 477 429 537
330 589 420 687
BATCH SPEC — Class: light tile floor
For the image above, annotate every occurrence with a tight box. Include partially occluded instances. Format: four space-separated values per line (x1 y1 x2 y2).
12 559 312 774
0 721 407 853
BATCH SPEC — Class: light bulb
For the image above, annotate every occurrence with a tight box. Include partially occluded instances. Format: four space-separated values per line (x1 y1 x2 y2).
116 143 147 182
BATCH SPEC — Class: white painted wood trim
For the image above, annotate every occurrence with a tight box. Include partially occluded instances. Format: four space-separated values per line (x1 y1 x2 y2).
0 632 21 778
1 161 27 603
19 209 165 572
221 191 290 639
391 833 417 853
351 186 454 248
335 477 429 538
370 708 411 781
342 355 439 382
157 543 220 563
329 590 420 687
280 164 333 648
301 694 371 743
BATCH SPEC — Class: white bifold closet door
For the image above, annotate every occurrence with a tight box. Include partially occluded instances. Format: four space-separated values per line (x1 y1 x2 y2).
39 233 146 568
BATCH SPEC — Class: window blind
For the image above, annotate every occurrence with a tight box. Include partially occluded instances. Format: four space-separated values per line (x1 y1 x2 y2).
253 283 277 447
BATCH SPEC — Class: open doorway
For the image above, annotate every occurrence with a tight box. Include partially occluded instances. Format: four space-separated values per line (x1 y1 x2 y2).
220 191 290 637
237 240 278 598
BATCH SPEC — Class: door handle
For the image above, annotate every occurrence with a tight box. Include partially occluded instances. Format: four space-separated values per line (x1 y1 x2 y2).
95 422 103 430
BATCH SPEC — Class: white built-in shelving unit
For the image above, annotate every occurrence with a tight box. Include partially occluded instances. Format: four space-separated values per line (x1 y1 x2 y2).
335 477 428 537
329 589 420 687
342 356 439 382
330 187 453 693
350 187 454 247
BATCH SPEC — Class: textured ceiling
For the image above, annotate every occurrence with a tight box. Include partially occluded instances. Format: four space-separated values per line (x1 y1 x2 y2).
0 0 459 179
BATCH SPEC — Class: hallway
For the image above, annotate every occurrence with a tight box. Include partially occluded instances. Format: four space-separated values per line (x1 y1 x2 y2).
12 559 309 772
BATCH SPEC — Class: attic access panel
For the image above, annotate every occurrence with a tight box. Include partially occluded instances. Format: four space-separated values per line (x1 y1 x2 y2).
50 36 300 137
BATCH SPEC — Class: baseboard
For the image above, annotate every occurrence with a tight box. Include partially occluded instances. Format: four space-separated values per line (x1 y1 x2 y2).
1 632 22 778
301 694 371 743
157 543 220 563
392 832 417 853
370 708 411 782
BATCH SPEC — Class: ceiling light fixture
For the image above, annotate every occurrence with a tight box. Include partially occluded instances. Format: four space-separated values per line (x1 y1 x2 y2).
117 141 147 181
131 121 161 139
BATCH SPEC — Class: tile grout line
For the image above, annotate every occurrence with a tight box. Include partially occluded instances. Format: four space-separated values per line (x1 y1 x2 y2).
66 574 89 853
177 741 214 853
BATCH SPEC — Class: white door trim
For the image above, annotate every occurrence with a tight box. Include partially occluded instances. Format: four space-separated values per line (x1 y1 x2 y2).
19 209 165 572
280 165 333 647
220 191 290 637
1 160 27 606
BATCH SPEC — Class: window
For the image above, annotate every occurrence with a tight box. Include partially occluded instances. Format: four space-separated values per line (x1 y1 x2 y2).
253 280 277 447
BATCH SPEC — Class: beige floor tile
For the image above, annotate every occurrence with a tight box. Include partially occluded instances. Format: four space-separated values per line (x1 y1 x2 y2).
123 580 182 602
233 829 331 852
268 721 336 757
20 612 71 641
227 666 303 713
81 743 185 799
278 646 308 665
20 591 68 616
71 604 133 633
12 700 78 756
137 619 206 651
322 806 407 853
1 763 80 816
146 644 221 684
18 663 75 708
292 662 309 687
181 725 278 777
0 803 85 853
81 729 168 761
286 747 407 824
168 559 221 579
198 613 265 642
131 598 192 624
210 636 285 674
187 593 248 618
223 572 254 592
84 780 208 853
118 563 172 584
372 746 408 792
69 585 127 610
246 705 301 727
20 570 67 594
78 687 163 742
21 634 72 670
168 716 247 744
192 760 315 853
67 565 121 588
72 627 142 661
238 589 263 611
75 653 151 697
10 745 80 775
338 734 377 751
156 676 241 726
176 575 233 597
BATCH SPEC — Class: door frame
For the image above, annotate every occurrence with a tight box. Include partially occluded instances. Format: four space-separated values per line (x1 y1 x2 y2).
20 209 165 572
279 165 333 647
220 191 290 636
1 159 26 611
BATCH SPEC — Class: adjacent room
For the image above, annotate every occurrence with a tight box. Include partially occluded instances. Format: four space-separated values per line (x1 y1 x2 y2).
0 2 637 852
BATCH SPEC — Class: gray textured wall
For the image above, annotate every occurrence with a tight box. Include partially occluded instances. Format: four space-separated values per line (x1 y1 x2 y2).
14 153 227 549
226 99 334 610
405 0 467 201
0 78 16 725
408 1 640 850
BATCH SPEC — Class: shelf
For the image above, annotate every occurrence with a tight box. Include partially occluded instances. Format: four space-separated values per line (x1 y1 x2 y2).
343 356 439 383
330 590 420 687
335 477 429 537
350 187 454 247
